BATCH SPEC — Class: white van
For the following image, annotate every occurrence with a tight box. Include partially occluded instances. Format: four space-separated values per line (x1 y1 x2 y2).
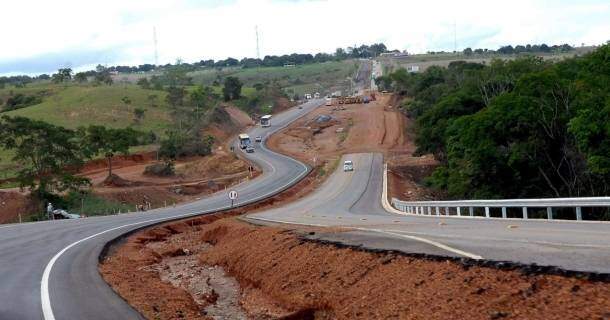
343 160 353 172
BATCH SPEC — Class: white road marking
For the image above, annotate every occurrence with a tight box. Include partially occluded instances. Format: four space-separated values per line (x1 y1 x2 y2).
41 101 322 320
360 228 483 260
246 216 483 260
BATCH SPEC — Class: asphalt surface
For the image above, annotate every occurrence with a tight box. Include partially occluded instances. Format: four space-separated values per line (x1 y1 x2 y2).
249 153 610 273
0 99 322 320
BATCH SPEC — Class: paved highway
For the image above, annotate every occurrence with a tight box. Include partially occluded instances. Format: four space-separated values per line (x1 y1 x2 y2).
249 153 610 274
0 99 322 320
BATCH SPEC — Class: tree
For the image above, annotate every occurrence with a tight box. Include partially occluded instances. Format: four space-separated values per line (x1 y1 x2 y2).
133 108 146 123
0 116 89 202
94 65 113 85
165 86 186 107
74 72 88 83
463 47 473 56
137 77 150 89
81 126 141 178
52 68 73 83
222 76 242 101
121 96 132 106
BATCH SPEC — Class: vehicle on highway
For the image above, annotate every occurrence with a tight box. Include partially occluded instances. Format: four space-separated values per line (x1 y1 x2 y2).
53 209 81 219
255 136 262 142
246 146 255 153
238 133 251 149
260 115 272 127
343 160 354 171
298 105 303 109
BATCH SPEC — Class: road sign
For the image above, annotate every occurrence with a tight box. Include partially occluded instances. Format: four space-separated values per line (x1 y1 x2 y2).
228 190 238 200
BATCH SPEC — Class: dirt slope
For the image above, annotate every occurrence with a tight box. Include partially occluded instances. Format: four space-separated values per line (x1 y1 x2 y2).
102 217 610 320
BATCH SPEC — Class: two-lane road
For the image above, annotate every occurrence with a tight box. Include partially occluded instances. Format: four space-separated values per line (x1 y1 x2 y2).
0 99 322 320
250 153 610 274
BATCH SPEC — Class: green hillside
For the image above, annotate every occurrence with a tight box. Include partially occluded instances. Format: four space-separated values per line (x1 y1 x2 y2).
3 84 172 132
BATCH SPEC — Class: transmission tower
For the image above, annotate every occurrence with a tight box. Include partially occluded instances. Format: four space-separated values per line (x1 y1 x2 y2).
153 26 159 66
255 25 260 60
453 21 457 55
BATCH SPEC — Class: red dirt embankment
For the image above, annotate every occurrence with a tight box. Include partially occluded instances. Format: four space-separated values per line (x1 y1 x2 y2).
101 217 610 320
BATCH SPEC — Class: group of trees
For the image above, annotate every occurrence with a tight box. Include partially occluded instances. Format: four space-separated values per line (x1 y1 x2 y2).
2 93 43 112
379 44 610 200
462 43 574 56
0 116 145 203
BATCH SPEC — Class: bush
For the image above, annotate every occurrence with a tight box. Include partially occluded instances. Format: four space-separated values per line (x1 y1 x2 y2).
3 93 42 111
144 161 175 176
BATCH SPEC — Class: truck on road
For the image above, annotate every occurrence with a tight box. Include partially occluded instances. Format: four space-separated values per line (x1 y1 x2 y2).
260 115 272 127
238 134 251 149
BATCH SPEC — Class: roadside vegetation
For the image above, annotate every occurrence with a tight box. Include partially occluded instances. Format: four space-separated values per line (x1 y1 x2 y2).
377 43 610 200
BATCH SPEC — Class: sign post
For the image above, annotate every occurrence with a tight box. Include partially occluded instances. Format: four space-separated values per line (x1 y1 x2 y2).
228 190 238 207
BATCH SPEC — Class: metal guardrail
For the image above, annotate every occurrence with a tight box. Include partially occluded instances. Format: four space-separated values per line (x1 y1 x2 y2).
391 197 610 221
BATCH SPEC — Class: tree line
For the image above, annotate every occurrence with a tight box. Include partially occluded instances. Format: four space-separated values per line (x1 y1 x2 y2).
0 43 390 88
377 44 609 200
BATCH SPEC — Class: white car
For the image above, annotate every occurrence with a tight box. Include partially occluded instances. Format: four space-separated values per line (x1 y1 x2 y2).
343 160 354 172
255 136 262 142
246 146 255 153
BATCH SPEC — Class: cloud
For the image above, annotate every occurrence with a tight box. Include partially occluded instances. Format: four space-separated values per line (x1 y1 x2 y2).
0 0 608 75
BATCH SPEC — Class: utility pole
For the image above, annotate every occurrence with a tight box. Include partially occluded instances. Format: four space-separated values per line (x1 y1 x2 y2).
153 26 159 66
255 25 259 59
453 20 457 55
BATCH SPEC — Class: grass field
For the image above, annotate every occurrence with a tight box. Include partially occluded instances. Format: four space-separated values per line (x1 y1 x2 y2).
3 84 172 132
189 60 359 96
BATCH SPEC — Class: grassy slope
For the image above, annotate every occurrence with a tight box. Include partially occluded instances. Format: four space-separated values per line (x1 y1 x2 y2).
189 60 358 96
4 84 172 132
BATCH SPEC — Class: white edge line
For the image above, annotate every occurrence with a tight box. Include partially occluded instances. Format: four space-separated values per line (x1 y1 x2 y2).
246 216 483 260
41 102 322 320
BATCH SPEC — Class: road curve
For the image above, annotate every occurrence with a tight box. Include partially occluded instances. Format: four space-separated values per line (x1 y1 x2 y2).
0 99 322 320
249 153 610 274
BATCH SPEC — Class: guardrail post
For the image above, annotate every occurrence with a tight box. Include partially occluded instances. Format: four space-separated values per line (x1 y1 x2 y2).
457 207 461 216
427 207 432 215
502 207 507 219
547 207 553 220
576 207 582 221
445 207 450 216
435 207 440 216
522 207 528 219
485 207 490 218
469 207 474 216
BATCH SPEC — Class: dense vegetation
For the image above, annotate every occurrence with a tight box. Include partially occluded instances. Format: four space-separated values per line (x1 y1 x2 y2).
378 44 609 199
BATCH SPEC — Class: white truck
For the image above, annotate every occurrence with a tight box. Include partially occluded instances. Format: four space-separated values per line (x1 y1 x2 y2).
343 160 354 172
238 133 251 149
260 115 272 127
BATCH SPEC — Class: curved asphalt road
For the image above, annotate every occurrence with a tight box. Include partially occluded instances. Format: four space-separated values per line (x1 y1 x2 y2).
249 153 610 274
0 99 322 320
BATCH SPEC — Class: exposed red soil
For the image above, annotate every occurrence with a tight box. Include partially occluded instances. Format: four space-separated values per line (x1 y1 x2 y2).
0 191 39 224
267 94 437 200
100 165 326 319
102 217 610 320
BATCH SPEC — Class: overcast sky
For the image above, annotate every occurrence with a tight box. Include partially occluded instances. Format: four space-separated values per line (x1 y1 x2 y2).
1 0 608 75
